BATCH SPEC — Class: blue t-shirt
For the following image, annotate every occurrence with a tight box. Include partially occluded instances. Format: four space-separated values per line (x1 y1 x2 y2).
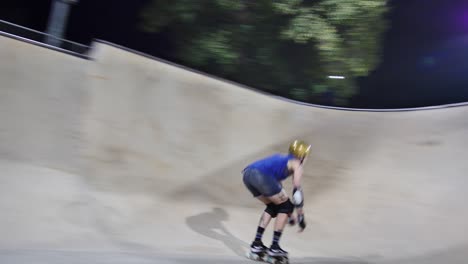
244 153 296 181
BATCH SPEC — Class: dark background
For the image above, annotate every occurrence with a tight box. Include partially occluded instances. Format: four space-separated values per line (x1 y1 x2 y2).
1 0 468 109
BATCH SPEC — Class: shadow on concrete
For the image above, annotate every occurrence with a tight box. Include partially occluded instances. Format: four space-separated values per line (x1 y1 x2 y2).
185 207 250 257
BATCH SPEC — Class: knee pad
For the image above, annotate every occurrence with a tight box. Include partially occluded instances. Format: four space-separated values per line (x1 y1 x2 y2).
277 199 294 215
264 203 279 218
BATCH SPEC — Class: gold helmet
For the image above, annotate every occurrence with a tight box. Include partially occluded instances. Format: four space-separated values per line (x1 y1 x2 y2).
288 140 311 160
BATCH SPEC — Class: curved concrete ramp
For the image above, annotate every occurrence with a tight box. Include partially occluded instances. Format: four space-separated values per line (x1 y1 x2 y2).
1 35 468 264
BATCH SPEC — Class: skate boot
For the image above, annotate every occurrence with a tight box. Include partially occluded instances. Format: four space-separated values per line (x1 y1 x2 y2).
266 244 289 264
267 243 288 257
251 240 268 253
246 240 268 261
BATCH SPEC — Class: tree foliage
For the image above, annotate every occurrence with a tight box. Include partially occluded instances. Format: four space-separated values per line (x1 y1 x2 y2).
139 0 390 106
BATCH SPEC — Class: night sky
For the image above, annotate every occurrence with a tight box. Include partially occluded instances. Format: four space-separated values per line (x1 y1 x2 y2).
1 0 468 109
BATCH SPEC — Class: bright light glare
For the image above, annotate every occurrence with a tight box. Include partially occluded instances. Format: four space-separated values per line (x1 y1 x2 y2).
328 75 345 79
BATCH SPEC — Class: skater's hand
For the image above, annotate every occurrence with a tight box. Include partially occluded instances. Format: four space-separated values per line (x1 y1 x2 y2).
297 213 306 232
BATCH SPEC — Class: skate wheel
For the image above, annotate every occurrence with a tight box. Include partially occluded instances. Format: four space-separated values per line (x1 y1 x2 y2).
248 252 256 260
246 252 264 261
266 256 276 264
266 256 288 264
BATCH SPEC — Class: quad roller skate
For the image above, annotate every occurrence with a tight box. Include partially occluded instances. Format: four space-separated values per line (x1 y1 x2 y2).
264 244 289 264
246 241 268 262
246 242 289 264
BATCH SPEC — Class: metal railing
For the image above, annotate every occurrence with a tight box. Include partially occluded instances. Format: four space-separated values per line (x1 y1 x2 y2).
0 19 90 55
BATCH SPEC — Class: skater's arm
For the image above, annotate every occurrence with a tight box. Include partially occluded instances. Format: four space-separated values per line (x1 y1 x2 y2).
288 159 303 189
288 160 307 232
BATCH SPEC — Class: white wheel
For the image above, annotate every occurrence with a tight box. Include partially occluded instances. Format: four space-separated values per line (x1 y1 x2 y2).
247 252 262 261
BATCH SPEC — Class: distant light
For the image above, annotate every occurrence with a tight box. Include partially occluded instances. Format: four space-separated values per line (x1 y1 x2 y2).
328 75 345 79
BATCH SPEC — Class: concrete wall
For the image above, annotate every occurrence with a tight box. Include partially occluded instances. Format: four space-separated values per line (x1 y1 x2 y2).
1 35 468 262
0 36 87 172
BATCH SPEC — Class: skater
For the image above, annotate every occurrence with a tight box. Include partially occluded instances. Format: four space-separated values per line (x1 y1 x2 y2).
242 140 310 260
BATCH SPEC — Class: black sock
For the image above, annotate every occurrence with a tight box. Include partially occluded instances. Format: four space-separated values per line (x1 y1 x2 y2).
272 230 282 246
255 226 265 242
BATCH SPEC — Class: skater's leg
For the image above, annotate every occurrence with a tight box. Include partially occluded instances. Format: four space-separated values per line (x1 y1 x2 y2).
270 212 291 251
266 190 294 257
256 195 275 228
274 213 289 234
253 196 273 241
271 212 288 247
243 169 277 242
253 211 272 243
258 210 273 228
250 196 276 253
243 169 289 255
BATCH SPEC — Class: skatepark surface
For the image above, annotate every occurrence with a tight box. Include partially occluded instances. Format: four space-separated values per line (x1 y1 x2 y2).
1 34 468 264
